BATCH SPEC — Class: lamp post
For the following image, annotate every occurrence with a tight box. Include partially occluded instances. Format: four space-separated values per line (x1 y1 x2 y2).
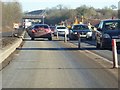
42 15 45 24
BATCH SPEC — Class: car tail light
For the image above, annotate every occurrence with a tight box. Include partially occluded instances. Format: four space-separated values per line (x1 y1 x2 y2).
32 29 36 33
45 29 51 33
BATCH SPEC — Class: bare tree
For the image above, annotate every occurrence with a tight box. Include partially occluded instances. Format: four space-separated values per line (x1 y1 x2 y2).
2 1 22 32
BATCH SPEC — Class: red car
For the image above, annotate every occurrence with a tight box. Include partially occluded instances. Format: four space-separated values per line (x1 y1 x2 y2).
27 24 52 40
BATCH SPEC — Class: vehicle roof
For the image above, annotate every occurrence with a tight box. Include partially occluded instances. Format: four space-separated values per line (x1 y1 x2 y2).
101 19 120 22
33 24 49 26
56 25 66 27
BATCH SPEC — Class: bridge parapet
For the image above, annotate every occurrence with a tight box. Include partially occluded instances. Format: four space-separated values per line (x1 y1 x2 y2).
22 14 43 19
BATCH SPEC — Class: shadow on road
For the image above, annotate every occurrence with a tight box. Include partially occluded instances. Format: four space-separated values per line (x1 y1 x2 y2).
23 38 64 41
16 47 103 51
23 38 120 53
17 47 82 51
17 67 114 70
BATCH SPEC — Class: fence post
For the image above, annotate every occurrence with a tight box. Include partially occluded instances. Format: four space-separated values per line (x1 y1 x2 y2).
56 31 58 39
112 39 118 68
64 31 67 42
78 33 81 48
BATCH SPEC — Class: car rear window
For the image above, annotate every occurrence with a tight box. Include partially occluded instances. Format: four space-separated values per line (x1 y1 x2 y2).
73 25 89 30
104 21 120 30
57 27 66 29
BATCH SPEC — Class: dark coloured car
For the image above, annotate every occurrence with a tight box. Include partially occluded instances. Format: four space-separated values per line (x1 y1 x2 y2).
69 24 92 40
96 19 120 49
27 24 52 40
50 26 55 34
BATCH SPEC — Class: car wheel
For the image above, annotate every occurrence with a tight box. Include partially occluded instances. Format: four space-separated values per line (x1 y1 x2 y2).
86 37 92 41
96 42 100 48
53 33 56 36
69 36 75 40
31 37 34 40
48 37 52 41
100 42 104 49
69 37 72 40
89 37 92 40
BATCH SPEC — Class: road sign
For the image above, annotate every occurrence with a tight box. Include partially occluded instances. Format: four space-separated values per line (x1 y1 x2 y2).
13 23 19 29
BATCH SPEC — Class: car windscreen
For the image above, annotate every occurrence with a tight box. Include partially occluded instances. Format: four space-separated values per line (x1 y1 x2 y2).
57 27 66 29
73 25 89 30
104 21 120 30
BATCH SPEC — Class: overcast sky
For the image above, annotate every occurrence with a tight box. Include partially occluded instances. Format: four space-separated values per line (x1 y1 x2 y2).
2 0 120 12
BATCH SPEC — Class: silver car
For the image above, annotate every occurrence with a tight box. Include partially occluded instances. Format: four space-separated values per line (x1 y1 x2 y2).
54 25 69 36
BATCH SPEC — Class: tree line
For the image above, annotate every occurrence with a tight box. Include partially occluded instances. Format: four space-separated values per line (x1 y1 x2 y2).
44 4 118 25
0 1 118 32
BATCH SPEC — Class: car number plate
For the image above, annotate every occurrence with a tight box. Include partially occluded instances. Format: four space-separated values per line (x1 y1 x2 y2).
38 30 44 32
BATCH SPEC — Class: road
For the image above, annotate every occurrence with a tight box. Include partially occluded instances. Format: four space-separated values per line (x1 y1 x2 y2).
2 35 119 88
2 28 24 37
69 39 120 64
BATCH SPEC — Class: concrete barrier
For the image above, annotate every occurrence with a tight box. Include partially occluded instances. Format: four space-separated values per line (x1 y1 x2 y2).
0 31 26 70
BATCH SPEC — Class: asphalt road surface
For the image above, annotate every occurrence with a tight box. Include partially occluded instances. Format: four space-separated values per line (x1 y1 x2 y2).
69 39 120 64
2 36 119 88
